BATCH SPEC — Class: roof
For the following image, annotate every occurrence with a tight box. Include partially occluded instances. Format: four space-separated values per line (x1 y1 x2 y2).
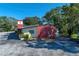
22 24 55 29
23 25 39 29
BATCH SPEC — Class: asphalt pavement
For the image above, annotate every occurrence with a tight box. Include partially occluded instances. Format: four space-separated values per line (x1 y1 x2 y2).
0 32 79 55
0 31 19 40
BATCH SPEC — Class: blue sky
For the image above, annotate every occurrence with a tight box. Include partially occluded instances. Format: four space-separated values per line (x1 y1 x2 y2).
0 3 68 20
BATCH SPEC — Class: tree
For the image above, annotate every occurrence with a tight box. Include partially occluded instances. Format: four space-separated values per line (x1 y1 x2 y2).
23 16 40 25
62 4 79 35
44 3 79 37
0 16 17 32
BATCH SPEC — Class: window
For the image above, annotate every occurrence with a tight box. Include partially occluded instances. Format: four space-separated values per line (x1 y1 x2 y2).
29 30 34 34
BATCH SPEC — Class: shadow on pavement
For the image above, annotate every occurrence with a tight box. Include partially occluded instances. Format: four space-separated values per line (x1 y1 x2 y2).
7 32 20 40
26 40 79 53
7 33 79 53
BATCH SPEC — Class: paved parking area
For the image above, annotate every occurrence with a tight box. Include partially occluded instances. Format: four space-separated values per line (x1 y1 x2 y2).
0 31 19 40
0 32 11 40
0 32 79 56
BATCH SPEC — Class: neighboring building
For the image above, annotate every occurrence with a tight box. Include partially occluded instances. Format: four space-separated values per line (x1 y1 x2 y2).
17 20 57 39
17 20 24 29
22 25 38 38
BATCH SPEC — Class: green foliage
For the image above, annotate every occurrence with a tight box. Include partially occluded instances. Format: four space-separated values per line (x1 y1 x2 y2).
44 3 79 36
71 34 78 39
0 16 17 32
23 16 40 25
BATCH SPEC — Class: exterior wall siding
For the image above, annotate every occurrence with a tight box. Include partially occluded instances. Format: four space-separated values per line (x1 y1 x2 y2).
22 27 38 38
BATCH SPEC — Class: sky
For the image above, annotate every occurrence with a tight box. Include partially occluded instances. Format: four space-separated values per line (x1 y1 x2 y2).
0 3 68 20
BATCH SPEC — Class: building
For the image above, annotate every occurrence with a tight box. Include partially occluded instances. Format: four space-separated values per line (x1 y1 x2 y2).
17 20 57 39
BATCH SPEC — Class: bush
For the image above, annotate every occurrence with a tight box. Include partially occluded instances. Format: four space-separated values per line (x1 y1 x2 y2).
71 34 79 41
